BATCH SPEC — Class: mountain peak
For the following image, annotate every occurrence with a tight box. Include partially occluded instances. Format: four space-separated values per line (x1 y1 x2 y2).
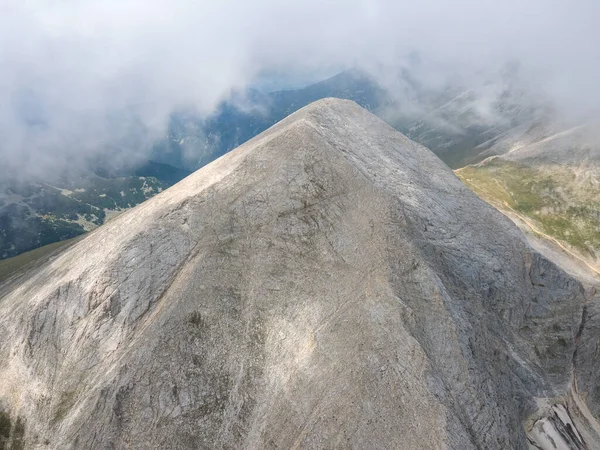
0 100 598 449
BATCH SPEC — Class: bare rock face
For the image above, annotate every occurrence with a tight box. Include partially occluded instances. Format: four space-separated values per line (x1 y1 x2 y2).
0 99 598 449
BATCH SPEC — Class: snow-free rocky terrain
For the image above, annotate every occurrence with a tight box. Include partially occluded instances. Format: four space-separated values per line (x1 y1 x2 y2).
1 99 600 449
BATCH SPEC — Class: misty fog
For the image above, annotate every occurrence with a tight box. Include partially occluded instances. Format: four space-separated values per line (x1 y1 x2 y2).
1 0 599 176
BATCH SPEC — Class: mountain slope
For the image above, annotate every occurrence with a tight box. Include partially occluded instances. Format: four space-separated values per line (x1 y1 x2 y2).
0 99 598 449
396 85 552 169
457 122 600 275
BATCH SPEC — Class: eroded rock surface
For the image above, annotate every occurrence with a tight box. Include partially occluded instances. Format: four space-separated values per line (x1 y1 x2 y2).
0 99 599 449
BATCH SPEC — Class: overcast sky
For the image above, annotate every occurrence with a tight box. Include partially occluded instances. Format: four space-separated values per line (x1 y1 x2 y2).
1 0 599 176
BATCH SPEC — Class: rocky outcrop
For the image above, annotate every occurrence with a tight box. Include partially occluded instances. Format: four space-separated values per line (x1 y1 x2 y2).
0 99 599 449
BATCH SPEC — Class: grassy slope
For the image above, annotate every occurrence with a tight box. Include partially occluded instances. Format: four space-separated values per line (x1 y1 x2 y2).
0 238 79 284
456 160 600 258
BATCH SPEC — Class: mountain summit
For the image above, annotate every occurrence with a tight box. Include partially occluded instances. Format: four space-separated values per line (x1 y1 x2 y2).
0 99 599 449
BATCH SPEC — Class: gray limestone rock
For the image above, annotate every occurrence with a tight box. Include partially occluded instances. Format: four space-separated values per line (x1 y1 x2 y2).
0 99 598 449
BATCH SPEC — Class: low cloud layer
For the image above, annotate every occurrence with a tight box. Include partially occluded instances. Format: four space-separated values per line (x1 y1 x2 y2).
1 0 599 177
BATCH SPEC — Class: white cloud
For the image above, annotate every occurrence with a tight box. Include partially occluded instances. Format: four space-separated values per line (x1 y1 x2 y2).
0 0 598 174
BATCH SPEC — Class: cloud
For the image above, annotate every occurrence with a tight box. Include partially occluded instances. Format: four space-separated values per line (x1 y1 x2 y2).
0 0 598 176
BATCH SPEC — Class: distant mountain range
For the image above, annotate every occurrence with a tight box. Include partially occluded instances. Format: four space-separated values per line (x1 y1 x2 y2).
151 70 388 170
154 67 551 171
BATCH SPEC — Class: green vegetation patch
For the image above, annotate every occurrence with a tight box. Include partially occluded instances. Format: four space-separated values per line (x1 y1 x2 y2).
457 160 600 256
